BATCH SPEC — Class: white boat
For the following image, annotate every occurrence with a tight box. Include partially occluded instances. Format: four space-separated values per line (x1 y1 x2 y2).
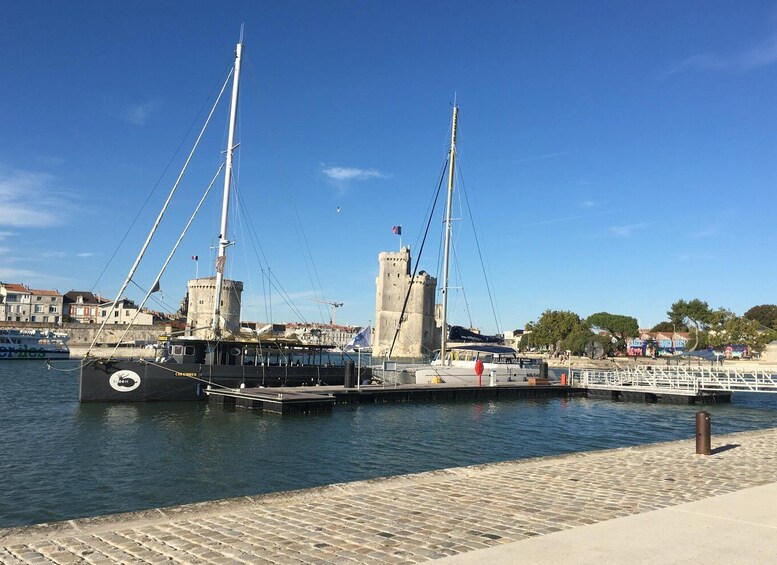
412 107 552 385
0 329 70 360
415 344 550 384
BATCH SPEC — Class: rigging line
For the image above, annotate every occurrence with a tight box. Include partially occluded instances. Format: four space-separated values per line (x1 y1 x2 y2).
243 53 327 324
457 161 502 334
110 164 224 357
91 61 234 294
86 71 234 355
387 157 448 359
451 245 473 328
286 190 326 323
233 189 308 323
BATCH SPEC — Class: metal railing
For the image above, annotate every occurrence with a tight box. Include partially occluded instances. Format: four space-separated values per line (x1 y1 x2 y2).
576 365 777 394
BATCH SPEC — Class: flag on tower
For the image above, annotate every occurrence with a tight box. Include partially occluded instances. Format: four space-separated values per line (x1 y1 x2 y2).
192 255 198 261
392 225 402 235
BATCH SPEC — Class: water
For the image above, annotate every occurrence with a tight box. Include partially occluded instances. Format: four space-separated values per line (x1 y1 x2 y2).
1 361 776 528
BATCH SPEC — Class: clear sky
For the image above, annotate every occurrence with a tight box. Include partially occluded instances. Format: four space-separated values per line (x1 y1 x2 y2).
2 1 776 332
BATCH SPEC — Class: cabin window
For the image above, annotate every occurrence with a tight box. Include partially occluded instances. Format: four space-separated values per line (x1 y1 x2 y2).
173 345 183 355
184 346 195 356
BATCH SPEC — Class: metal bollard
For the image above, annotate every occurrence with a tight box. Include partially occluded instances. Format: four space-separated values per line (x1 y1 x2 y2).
696 411 711 455
344 360 355 389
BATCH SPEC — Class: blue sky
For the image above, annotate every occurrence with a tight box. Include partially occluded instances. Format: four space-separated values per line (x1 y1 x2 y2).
2 1 776 332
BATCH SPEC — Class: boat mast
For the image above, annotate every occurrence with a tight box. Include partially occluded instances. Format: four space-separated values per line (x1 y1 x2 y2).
212 40 243 335
439 105 458 363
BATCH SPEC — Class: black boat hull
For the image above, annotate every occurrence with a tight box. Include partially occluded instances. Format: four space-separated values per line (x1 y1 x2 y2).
79 360 350 402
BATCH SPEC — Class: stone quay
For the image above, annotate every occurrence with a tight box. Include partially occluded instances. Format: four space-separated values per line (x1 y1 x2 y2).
2 427 776 564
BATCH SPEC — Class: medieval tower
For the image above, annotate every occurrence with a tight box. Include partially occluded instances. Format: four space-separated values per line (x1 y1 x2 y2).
374 246 439 359
186 277 243 336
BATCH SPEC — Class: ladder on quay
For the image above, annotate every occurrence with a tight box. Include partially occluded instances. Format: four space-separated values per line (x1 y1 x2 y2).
575 365 777 395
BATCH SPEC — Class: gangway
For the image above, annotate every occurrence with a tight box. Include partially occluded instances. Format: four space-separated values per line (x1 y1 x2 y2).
576 365 777 395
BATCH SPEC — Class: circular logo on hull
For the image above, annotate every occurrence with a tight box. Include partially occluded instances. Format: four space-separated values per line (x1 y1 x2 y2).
109 370 141 392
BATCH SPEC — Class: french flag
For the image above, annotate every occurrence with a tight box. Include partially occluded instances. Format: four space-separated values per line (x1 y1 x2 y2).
392 225 401 236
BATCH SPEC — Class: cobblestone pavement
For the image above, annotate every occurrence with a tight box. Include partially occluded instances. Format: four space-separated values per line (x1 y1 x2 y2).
2 428 777 564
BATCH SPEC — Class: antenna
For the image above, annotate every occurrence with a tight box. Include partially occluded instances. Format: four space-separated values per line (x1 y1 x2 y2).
239 23 245 43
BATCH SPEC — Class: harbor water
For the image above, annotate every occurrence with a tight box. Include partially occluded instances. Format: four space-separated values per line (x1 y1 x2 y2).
1 360 776 528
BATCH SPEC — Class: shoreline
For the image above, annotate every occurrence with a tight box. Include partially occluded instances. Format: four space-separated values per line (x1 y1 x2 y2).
2 426 776 562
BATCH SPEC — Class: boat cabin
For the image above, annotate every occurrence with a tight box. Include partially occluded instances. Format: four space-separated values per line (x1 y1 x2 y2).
431 344 538 366
163 338 339 367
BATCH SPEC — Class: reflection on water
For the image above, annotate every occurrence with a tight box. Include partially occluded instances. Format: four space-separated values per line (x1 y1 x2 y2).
0 360 776 527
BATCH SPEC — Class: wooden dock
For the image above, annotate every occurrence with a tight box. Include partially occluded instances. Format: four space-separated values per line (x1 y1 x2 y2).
206 382 586 415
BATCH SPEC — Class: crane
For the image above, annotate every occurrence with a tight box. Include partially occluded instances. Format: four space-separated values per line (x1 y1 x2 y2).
310 298 344 325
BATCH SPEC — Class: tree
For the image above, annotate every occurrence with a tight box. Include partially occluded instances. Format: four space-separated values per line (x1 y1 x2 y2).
650 321 677 332
525 310 587 352
743 304 777 330
707 315 776 354
668 299 713 352
585 312 638 352
561 330 612 357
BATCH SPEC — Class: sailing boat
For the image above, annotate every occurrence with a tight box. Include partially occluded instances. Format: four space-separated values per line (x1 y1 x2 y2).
413 106 546 385
79 39 354 402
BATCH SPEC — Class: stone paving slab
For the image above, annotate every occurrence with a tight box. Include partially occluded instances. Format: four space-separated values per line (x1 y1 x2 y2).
2 428 777 564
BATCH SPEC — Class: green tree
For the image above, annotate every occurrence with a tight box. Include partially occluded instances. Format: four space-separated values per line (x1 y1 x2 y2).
668 299 713 352
561 330 595 355
650 321 677 332
743 304 777 330
585 312 639 352
707 314 776 354
562 330 612 357
525 310 587 352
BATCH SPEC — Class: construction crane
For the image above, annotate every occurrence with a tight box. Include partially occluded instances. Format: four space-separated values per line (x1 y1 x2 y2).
310 298 344 325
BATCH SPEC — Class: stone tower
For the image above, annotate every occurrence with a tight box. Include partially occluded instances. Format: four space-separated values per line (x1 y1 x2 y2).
186 277 243 337
374 246 438 360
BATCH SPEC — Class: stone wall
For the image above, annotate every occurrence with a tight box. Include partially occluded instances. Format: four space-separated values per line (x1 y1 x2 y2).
0 321 167 345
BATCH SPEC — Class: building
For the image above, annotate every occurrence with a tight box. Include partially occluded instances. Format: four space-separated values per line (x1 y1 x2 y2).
97 298 155 325
63 291 110 323
282 322 362 349
373 246 439 360
29 289 64 324
64 291 157 325
0 283 32 322
627 330 690 357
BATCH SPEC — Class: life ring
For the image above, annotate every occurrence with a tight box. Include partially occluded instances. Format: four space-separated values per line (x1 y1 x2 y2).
229 347 241 356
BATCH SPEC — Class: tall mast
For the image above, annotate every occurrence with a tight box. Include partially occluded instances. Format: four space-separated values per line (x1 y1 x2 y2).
212 40 243 335
439 105 458 363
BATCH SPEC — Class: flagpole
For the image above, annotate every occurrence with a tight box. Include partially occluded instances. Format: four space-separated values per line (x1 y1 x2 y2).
357 347 361 389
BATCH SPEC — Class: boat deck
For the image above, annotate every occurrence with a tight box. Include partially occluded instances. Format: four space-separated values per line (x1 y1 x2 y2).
206 381 585 415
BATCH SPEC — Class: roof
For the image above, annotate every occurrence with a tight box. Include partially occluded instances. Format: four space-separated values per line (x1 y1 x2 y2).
1 283 29 292
63 291 110 305
29 289 61 296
